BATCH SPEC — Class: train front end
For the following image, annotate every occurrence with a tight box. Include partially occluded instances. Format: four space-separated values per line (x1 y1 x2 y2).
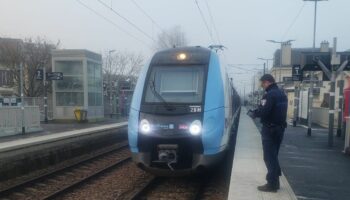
128 47 227 175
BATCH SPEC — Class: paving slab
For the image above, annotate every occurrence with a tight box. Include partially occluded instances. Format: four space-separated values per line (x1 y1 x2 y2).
228 107 297 200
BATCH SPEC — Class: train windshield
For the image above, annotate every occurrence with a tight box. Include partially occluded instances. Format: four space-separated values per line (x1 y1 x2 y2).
144 66 205 104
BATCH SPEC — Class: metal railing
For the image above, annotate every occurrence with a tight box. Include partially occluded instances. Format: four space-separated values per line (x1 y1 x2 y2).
23 97 53 121
0 106 42 137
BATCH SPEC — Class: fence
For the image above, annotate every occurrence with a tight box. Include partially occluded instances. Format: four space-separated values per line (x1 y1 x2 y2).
0 106 42 137
23 97 53 121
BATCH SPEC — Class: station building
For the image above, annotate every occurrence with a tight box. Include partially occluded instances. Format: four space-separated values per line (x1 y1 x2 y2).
51 49 104 121
268 41 350 127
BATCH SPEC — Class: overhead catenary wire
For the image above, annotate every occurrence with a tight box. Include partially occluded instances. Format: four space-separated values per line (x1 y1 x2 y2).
228 65 262 72
204 0 222 44
129 0 170 47
194 0 215 44
75 0 152 49
281 3 306 40
97 0 156 43
130 0 166 34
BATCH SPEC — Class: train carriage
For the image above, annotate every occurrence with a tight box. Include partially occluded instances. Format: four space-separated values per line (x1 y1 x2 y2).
128 46 240 175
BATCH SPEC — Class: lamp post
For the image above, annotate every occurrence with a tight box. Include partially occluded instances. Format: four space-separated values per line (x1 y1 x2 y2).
20 63 25 134
303 0 328 49
41 61 49 123
108 49 115 118
303 0 328 136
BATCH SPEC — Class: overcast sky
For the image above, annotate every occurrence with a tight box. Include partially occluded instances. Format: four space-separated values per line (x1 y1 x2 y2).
1 0 350 93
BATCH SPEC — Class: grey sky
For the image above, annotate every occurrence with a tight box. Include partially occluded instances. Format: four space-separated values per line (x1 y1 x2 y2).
1 0 349 92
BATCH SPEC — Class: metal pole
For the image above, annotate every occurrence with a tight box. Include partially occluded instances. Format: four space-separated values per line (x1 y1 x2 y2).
337 75 344 137
43 66 48 123
313 0 318 49
343 90 348 140
243 85 246 105
253 76 256 107
280 43 283 84
307 72 314 136
108 52 113 118
20 63 25 134
306 0 322 136
293 85 299 127
266 60 269 72
263 63 266 75
279 68 282 84
329 72 336 147
307 0 317 135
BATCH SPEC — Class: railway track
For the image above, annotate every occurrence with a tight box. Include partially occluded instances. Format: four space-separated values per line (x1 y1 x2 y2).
0 141 131 200
128 175 207 200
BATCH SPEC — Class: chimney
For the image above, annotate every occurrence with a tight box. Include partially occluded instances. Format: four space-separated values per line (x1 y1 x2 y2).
281 42 292 66
320 40 329 52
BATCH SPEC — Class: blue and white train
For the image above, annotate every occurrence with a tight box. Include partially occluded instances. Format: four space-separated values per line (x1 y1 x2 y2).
128 46 241 175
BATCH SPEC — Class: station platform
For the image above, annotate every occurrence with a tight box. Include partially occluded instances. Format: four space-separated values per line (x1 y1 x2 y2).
228 108 297 200
0 122 127 153
0 121 127 181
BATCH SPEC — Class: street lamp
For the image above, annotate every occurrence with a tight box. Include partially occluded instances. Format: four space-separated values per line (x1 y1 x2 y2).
303 0 328 137
257 57 273 74
266 39 295 44
303 0 328 49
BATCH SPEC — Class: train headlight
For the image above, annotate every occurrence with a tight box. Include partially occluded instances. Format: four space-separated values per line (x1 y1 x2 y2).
140 119 151 134
177 53 187 60
189 120 202 136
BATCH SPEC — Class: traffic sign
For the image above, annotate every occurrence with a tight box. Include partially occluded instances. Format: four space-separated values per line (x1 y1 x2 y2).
46 72 63 80
36 69 44 80
292 65 302 81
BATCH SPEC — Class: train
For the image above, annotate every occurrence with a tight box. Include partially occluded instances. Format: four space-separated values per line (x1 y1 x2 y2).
128 46 241 175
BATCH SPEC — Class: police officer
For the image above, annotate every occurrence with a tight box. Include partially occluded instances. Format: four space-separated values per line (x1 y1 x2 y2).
249 74 288 192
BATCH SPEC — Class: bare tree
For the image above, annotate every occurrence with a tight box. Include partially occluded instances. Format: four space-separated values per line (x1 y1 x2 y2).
0 38 23 89
23 37 59 97
103 50 144 86
0 37 59 97
154 25 188 51
102 50 143 115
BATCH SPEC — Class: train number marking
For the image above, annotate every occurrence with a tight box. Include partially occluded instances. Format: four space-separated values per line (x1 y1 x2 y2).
189 106 202 113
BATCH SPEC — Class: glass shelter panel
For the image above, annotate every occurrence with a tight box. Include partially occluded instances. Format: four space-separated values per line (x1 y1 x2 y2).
54 60 84 106
87 61 102 106
55 61 83 75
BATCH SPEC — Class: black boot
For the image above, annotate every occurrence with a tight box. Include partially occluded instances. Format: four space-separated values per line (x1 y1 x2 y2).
257 183 278 192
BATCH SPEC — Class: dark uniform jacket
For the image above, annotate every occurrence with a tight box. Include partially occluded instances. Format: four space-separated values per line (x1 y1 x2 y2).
254 83 288 128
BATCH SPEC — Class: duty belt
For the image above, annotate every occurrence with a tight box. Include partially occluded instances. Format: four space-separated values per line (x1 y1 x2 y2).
263 123 284 128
